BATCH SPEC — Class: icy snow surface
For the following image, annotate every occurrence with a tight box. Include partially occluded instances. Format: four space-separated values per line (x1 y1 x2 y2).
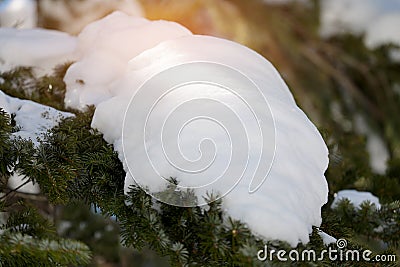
0 90 73 194
331 189 381 210
320 0 400 50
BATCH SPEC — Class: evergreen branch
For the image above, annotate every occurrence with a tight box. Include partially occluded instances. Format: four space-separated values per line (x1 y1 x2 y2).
0 233 92 267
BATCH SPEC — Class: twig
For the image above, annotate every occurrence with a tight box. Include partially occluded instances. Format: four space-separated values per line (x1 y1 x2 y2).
0 180 31 201
300 44 383 121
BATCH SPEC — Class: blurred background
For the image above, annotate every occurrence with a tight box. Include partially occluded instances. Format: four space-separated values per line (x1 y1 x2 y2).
1 0 399 266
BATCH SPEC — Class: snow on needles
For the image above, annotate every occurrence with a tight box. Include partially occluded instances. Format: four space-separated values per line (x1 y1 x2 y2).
0 90 73 194
332 190 381 210
1 12 329 246
0 91 73 146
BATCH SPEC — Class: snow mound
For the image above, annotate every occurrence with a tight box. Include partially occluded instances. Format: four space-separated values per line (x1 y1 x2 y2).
331 189 381 210
320 0 400 49
63 11 192 110
61 13 329 246
1 11 329 246
0 27 77 76
0 90 73 194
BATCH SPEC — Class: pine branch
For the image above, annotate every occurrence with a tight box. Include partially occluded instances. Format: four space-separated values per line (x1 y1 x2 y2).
0 233 91 267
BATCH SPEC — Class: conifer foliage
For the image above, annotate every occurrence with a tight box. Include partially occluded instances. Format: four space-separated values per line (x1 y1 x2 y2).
0 106 91 266
0 61 399 266
1 1 400 263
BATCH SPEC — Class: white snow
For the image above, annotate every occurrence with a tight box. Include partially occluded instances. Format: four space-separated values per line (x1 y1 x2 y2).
0 90 73 194
100 35 328 246
63 12 192 110
364 13 400 49
318 230 337 246
0 0 37 29
0 12 329 247
63 12 329 246
353 114 389 174
320 0 400 54
7 171 39 194
331 189 381 210
0 27 77 76
0 90 73 145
